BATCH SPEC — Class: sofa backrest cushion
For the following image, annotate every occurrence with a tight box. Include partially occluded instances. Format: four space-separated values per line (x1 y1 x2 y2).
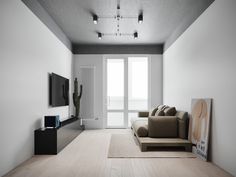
148 116 178 138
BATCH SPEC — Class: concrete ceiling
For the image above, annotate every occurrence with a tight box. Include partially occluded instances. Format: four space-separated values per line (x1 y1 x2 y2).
36 0 213 46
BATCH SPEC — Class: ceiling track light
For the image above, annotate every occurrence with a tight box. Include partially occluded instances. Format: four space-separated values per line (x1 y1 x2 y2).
93 14 143 22
93 0 142 39
134 32 138 39
138 14 143 24
97 32 138 39
93 14 98 24
97 32 102 39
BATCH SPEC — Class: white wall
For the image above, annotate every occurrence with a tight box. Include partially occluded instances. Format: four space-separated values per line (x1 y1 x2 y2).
163 0 236 176
150 55 163 108
0 0 73 176
74 54 163 129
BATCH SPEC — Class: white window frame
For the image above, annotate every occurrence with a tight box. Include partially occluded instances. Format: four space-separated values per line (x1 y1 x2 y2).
103 55 151 128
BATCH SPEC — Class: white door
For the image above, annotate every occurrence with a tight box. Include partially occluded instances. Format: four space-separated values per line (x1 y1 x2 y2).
106 56 149 128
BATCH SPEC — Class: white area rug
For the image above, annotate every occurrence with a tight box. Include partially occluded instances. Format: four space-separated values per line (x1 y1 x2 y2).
108 134 196 158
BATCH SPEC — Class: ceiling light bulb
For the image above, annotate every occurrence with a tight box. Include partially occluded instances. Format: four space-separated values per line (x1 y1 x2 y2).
93 15 98 24
134 32 138 39
138 14 143 24
98 32 102 39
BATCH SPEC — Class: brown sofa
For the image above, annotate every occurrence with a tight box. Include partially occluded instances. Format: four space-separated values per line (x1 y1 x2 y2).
131 106 192 152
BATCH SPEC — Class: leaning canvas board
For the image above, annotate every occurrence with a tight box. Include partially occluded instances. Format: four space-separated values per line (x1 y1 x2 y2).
189 98 212 161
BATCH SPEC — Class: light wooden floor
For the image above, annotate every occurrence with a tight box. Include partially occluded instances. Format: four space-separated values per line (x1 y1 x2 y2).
4 129 233 177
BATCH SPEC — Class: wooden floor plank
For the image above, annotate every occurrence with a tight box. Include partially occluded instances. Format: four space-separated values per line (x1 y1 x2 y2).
3 129 233 177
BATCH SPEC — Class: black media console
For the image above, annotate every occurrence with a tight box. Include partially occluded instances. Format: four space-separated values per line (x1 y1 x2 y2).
34 117 83 155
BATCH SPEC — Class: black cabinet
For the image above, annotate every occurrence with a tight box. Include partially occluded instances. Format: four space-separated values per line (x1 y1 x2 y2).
34 117 83 155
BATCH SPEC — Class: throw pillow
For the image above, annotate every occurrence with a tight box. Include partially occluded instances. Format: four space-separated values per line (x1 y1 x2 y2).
149 107 159 116
157 105 166 110
155 109 165 116
164 107 177 116
163 105 170 111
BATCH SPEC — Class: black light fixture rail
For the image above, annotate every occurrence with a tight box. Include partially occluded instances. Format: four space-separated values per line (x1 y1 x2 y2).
93 0 143 40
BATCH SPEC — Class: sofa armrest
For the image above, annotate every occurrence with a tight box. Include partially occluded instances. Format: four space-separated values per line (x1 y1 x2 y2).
138 111 149 117
148 116 178 138
132 120 148 137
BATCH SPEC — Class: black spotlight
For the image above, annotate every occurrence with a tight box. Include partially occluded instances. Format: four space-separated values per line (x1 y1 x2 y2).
134 32 138 39
98 32 102 39
138 14 143 24
93 15 98 24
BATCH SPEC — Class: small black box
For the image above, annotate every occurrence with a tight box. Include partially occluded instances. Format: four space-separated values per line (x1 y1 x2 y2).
44 116 60 128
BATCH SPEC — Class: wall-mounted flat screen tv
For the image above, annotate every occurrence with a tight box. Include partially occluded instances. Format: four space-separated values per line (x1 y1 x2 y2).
49 73 69 107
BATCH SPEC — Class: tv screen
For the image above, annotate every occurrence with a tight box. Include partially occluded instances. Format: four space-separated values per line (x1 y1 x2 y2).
50 73 69 107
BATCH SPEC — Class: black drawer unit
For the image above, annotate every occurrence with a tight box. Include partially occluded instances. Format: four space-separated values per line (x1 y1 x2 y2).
34 117 83 155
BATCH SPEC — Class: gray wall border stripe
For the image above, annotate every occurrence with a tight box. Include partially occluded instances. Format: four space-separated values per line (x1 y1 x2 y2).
21 0 72 51
72 44 163 54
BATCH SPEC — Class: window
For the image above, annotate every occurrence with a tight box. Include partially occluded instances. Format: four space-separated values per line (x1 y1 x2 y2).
106 56 149 128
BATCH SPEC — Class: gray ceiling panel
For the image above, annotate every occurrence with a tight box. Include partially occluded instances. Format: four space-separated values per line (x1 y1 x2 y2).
35 0 213 46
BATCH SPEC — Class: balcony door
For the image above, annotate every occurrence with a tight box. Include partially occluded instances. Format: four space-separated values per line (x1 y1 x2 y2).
105 56 149 128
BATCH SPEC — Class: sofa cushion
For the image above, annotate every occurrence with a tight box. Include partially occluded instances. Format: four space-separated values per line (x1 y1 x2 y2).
154 109 165 116
132 120 148 137
148 116 178 138
164 107 177 116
